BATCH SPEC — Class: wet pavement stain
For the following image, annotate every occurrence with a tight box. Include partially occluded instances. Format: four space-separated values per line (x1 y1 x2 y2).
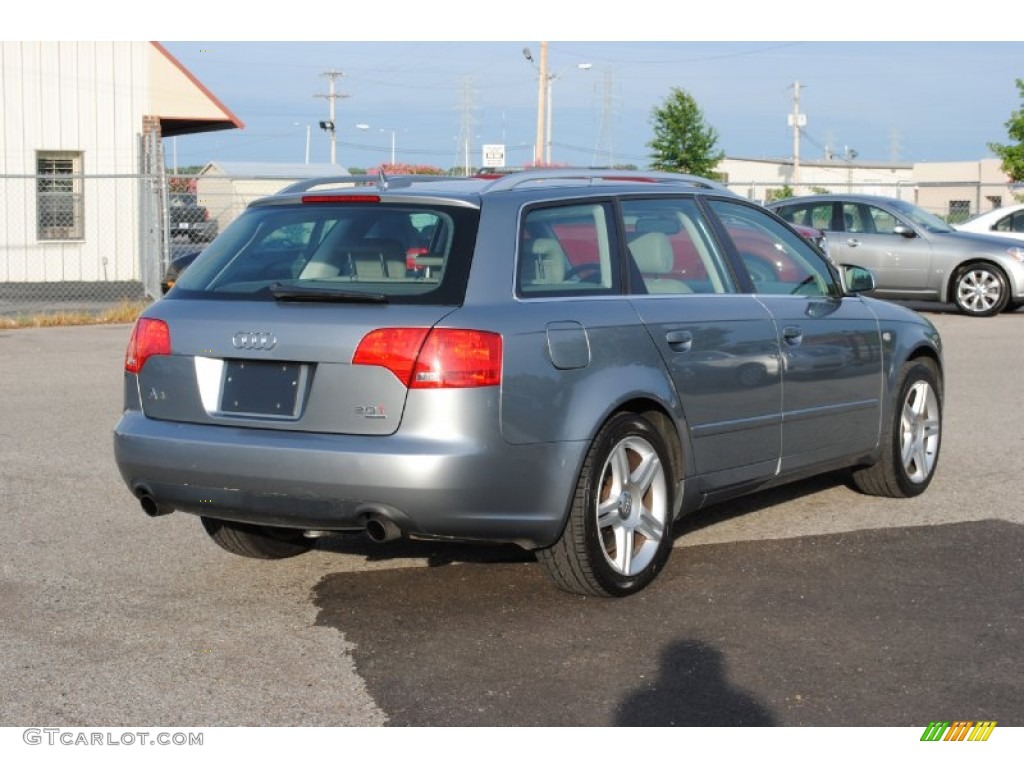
313 521 1024 726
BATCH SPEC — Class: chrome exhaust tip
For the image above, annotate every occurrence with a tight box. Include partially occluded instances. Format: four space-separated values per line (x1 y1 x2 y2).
134 486 174 517
365 515 402 543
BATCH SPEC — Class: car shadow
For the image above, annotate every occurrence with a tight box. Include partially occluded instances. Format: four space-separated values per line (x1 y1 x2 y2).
313 531 533 567
309 469 858 568
673 469 855 538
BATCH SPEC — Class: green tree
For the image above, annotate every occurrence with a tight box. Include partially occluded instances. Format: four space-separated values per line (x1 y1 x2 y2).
647 87 724 176
989 78 1024 182
765 185 794 202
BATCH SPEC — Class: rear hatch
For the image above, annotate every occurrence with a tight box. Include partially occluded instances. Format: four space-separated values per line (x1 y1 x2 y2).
134 196 480 436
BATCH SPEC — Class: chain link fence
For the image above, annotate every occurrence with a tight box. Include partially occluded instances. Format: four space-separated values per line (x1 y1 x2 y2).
0 170 298 319
0 172 165 319
0 171 1014 319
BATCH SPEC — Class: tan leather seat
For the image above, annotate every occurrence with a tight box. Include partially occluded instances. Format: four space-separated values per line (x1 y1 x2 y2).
525 238 567 285
351 238 406 279
301 238 407 280
628 232 692 294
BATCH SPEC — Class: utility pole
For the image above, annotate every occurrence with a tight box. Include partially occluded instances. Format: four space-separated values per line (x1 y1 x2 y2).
315 69 349 166
788 81 806 189
536 42 548 166
522 42 550 166
592 68 617 167
455 77 475 176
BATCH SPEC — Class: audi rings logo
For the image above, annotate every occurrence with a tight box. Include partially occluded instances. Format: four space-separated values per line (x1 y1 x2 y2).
232 331 277 350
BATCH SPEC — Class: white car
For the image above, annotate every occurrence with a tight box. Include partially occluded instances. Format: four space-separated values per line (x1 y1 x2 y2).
955 203 1024 242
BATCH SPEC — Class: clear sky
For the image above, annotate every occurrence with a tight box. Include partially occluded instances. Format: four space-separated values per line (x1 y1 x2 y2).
159 39 1023 172
19 4 1024 172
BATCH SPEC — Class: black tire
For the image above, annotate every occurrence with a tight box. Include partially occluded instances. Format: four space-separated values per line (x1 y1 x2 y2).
538 412 675 597
852 359 942 498
201 517 313 559
952 262 1009 317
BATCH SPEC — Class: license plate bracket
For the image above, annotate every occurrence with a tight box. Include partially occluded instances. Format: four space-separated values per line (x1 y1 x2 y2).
220 360 304 417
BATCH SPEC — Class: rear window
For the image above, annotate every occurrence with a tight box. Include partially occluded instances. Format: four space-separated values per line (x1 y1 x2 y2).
171 202 479 305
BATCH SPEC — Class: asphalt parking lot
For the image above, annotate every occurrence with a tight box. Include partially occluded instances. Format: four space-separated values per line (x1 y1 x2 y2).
0 305 1021 729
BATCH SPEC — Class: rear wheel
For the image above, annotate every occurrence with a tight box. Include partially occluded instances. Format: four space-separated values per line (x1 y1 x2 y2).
852 359 941 497
201 517 313 559
953 262 1009 317
538 412 675 597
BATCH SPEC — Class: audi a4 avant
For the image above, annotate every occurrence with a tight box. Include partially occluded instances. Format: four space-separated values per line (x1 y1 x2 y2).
114 170 943 596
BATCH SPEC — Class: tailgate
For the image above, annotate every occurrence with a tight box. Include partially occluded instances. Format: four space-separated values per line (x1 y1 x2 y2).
134 299 455 436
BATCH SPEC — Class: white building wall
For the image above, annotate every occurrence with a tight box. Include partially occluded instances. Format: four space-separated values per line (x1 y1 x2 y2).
0 41 151 282
717 157 915 201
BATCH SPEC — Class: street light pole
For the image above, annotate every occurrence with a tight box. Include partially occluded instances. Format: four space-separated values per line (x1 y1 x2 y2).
356 124 399 167
293 122 311 164
546 63 591 165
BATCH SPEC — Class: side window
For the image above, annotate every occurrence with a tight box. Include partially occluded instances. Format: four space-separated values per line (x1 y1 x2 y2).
867 205 899 235
620 198 734 294
841 203 871 233
996 212 1024 234
708 199 837 297
517 203 619 297
779 203 833 231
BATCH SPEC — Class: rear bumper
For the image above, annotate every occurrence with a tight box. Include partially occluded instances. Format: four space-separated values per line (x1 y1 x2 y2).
113 411 584 549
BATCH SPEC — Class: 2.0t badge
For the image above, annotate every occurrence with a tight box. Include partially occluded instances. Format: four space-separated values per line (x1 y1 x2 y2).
232 331 277 350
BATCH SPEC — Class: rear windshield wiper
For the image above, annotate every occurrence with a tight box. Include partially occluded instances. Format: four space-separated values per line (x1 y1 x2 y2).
270 282 389 303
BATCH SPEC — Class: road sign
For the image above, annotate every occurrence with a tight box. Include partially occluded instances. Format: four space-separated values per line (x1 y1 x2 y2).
482 144 506 168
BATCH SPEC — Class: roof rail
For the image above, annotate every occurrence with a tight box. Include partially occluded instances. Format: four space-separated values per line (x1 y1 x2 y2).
277 173 465 196
481 168 734 194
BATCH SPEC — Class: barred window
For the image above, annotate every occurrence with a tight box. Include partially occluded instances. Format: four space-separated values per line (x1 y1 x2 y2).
37 151 84 240
947 199 970 224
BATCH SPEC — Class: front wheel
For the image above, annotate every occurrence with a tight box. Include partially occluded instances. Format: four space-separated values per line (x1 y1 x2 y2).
953 262 1009 317
538 412 675 597
201 517 313 559
852 359 942 497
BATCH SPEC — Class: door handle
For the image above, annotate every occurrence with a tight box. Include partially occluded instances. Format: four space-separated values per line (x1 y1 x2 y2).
665 330 693 352
846 238 861 247
782 326 803 346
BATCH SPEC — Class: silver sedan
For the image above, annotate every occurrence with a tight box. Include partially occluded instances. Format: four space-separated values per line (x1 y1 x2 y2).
769 194 1024 316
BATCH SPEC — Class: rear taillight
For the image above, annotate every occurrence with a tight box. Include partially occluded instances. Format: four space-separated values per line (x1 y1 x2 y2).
352 328 430 386
353 328 502 389
125 318 171 374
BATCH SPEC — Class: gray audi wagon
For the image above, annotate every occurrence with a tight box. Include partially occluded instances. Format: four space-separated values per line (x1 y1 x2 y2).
114 170 943 596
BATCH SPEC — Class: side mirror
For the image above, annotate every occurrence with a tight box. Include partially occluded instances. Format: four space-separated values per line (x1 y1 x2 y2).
893 224 916 238
841 264 876 294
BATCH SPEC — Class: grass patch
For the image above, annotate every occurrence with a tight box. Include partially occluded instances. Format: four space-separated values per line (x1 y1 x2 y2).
0 299 150 329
